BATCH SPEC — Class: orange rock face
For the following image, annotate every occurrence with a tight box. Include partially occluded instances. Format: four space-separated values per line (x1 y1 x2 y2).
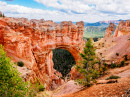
0 17 84 89
105 20 130 38
104 23 115 38
113 20 130 37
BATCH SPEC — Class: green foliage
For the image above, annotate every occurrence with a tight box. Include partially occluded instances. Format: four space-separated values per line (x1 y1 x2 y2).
110 63 117 68
17 61 24 67
53 49 76 77
102 43 104 47
100 53 102 56
83 26 106 38
28 79 45 97
120 61 124 67
38 84 45 92
101 63 107 74
106 75 120 80
75 39 99 86
0 45 45 97
0 14 2 17
124 55 128 61
83 37 101 42
0 45 28 97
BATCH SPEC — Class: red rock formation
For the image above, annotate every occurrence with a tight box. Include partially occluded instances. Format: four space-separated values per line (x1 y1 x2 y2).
105 20 130 38
95 34 130 64
0 17 84 89
104 23 115 38
113 20 130 37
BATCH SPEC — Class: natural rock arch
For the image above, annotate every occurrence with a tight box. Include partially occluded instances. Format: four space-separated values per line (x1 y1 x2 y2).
31 21 85 89
0 18 85 89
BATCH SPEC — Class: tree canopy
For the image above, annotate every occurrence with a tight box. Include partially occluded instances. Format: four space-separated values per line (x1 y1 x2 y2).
0 45 29 97
76 39 99 86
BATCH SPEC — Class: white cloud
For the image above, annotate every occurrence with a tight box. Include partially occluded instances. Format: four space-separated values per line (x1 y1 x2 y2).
0 1 130 22
34 0 130 14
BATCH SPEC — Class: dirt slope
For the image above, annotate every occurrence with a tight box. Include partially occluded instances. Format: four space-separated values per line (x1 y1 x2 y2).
51 64 130 97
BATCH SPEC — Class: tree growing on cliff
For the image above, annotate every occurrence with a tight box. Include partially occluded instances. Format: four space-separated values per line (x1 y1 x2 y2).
0 45 29 97
75 39 99 86
0 45 45 97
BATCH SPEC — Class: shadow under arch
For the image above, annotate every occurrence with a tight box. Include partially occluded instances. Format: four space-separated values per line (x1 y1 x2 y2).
52 48 76 77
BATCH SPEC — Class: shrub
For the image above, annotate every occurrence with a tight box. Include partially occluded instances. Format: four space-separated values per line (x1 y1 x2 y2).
103 63 107 67
38 84 45 92
110 63 116 68
116 53 119 56
102 43 104 47
120 61 124 67
101 66 107 74
99 63 107 75
124 55 128 61
17 61 24 67
106 75 120 80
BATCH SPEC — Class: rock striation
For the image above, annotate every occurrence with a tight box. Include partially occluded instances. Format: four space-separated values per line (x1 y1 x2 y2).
0 17 84 89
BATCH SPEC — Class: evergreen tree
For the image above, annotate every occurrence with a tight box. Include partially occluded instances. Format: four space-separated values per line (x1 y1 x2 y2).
75 39 99 86
0 45 29 97
0 45 45 97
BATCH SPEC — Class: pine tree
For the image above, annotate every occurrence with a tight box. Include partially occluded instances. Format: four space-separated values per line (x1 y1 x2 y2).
75 39 99 86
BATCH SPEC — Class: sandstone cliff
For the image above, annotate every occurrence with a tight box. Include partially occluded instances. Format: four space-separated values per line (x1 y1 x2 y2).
104 20 130 38
113 20 130 37
97 20 130 64
104 23 115 38
0 17 84 89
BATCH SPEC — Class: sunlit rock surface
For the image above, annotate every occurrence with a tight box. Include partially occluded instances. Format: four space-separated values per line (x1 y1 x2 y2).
0 17 85 89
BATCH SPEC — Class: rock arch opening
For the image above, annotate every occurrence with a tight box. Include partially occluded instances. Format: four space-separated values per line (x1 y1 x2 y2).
52 49 76 78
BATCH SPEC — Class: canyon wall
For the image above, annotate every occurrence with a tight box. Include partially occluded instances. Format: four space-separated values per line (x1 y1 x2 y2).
104 23 115 38
113 20 130 37
105 20 130 37
98 20 130 64
0 17 84 89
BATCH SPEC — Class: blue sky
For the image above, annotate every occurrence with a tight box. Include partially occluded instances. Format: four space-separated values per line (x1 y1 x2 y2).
0 0 130 22
3 0 55 10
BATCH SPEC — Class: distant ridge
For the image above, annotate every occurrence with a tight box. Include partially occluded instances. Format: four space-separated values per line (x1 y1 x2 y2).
84 20 123 27
56 19 127 27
